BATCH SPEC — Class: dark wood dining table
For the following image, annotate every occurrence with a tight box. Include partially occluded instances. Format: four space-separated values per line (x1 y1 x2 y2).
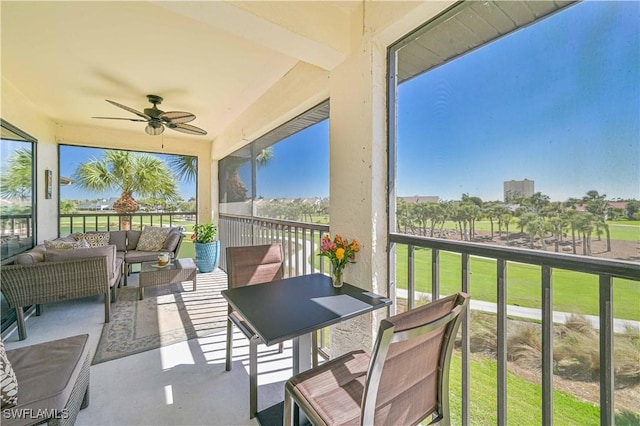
221 273 392 425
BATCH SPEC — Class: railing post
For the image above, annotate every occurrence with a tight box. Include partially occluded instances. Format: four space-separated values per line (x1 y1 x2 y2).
542 266 553 425
461 253 470 426
408 245 415 310
599 274 614 426
431 248 440 301
497 258 507 426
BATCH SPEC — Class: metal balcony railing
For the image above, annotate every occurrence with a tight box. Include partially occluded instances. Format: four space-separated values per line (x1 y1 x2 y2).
58 212 196 234
389 232 639 426
220 214 639 424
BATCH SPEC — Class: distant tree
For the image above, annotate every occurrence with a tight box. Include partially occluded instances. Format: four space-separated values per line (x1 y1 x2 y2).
626 200 640 220
563 209 581 254
583 190 611 252
501 213 513 242
548 216 568 252
576 213 596 256
60 200 77 214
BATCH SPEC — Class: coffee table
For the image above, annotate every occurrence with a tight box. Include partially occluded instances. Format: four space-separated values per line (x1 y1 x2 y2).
138 258 197 300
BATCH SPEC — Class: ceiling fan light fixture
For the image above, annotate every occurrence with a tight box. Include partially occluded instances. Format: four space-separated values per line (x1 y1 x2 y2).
145 121 164 136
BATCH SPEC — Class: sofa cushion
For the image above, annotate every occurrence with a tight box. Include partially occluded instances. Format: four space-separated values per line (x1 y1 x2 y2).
45 245 117 280
109 231 127 252
44 239 90 250
124 250 164 264
14 245 46 265
163 228 182 253
136 226 171 251
5 335 89 426
126 230 142 251
0 339 18 408
75 232 110 248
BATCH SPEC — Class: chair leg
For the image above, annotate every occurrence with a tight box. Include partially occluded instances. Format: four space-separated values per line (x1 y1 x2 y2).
283 385 295 426
80 386 90 410
15 307 26 341
104 292 110 323
225 319 233 372
249 336 259 419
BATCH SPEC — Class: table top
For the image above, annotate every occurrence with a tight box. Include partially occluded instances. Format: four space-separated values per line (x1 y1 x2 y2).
222 273 392 346
140 257 195 273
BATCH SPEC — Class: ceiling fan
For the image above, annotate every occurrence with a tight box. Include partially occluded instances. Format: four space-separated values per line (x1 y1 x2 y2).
92 95 207 136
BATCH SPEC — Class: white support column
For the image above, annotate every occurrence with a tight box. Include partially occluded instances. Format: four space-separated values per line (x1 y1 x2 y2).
328 25 388 357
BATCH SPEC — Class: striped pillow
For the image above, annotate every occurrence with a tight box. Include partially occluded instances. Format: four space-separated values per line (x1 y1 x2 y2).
0 340 18 408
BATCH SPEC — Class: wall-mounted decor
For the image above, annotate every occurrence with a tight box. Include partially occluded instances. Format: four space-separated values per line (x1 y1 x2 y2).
45 169 52 199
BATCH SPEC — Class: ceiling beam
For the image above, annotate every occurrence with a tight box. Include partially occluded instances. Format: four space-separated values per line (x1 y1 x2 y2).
152 1 350 71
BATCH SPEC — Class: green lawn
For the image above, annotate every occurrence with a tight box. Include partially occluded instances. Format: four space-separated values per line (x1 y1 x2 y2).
395 247 639 321
447 355 609 425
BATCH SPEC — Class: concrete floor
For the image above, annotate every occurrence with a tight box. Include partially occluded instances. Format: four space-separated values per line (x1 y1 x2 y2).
2 271 294 426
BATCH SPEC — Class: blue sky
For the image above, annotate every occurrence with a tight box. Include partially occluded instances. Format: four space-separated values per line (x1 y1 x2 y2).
58 1 638 203
396 0 639 202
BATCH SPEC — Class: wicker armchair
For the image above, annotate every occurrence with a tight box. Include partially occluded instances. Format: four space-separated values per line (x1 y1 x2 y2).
284 292 469 426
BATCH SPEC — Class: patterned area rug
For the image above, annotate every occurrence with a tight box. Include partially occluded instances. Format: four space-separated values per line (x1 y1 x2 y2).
93 269 228 364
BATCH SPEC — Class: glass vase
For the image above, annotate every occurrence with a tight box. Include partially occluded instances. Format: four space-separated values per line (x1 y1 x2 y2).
332 266 344 288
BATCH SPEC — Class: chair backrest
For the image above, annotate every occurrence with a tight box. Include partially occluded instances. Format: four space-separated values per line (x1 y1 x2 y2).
361 292 469 426
226 243 284 289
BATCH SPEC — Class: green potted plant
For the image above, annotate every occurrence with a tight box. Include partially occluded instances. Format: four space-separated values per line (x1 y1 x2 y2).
191 222 219 273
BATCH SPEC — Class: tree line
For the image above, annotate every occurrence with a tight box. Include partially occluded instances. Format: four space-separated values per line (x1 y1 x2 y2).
396 191 637 256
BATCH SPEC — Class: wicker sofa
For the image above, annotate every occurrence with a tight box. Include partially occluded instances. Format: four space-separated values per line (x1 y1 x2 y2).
0 228 183 341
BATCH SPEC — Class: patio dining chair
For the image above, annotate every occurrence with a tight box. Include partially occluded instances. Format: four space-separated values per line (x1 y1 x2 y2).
225 243 285 418
284 292 469 426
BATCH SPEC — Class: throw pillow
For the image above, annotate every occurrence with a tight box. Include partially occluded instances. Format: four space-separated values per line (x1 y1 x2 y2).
163 228 183 253
75 232 110 247
0 339 18 408
44 239 90 250
136 226 171 252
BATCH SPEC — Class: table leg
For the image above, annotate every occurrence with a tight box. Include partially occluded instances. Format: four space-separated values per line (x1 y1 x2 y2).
193 276 197 292
138 287 144 300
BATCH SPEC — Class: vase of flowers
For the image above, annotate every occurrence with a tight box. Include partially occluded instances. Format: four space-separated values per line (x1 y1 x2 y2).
319 234 360 288
191 222 219 273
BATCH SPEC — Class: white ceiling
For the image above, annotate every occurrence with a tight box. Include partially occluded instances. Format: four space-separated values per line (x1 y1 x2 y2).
1 1 358 142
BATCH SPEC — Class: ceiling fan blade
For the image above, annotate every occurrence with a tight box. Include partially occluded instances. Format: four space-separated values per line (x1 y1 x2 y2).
168 123 208 136
92 116 148 122
105 99 151 120
160 111 196 124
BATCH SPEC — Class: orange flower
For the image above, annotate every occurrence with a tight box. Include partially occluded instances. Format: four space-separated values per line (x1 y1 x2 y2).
351 240 359 251
336 248 345 260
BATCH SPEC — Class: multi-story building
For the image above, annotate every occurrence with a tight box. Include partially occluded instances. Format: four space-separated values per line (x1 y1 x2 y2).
504 178 535 201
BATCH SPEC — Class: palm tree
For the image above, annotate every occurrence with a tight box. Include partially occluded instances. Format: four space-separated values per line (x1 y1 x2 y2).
0 148 32 202
169 155 197 183
73 150 179 229
583 190 611 252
